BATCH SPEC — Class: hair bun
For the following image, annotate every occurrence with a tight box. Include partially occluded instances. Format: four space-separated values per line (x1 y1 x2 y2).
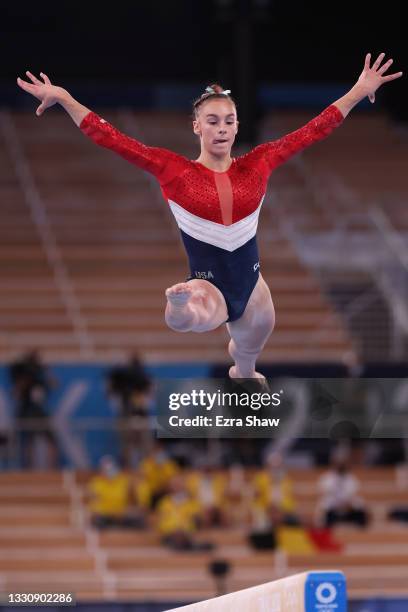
193 84 235 116
207 83 224 94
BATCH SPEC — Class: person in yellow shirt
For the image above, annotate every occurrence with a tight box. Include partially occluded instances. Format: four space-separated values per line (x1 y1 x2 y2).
249 453 304 553
222 463 256 527
87 455 144 529
186 462 228 527
251 452 300 531
255 452 295 510
135 442 179 510
155 473 213 551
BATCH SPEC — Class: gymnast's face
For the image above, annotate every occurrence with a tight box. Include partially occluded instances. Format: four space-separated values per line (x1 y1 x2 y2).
193 99 238 157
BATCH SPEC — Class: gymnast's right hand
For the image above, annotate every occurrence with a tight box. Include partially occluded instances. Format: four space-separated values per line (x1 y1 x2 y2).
16 71 66 116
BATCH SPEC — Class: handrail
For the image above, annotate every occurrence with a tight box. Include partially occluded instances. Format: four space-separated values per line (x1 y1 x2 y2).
369 205 408 273
262 117 408 356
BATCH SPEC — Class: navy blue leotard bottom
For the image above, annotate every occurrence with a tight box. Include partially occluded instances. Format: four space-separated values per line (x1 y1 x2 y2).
181 231 260 323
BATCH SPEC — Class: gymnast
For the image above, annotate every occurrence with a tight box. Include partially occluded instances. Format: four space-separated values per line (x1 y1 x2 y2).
17 53 402 382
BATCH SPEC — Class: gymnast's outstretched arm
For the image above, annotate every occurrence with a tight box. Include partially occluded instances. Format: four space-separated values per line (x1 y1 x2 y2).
16 71 187 181
247 52 403 173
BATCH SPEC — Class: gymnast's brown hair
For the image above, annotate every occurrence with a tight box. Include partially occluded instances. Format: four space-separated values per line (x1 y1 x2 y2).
192 83 236 118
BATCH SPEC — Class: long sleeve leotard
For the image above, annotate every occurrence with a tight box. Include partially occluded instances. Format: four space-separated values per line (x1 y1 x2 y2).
80 105 344 321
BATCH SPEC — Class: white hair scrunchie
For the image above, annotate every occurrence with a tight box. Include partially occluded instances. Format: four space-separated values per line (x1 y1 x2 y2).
204 86 231 96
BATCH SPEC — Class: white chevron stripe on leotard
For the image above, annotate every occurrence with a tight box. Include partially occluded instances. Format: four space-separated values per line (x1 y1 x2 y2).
168 196 264 252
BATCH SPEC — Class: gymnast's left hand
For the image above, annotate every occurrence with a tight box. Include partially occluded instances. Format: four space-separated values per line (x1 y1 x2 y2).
357 53 403 103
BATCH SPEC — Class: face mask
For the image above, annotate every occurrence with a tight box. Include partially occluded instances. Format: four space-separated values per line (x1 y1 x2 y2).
103 463 119 478
173 492 187 504
155 452 167 464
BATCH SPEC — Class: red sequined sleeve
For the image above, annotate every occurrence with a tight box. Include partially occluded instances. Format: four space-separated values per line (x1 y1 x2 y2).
79 111 186 183
249 104 344 173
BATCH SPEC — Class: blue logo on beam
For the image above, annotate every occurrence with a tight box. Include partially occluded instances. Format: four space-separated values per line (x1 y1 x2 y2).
305 572 347 612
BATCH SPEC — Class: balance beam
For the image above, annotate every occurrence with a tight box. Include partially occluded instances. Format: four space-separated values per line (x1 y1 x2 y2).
167 571 346 611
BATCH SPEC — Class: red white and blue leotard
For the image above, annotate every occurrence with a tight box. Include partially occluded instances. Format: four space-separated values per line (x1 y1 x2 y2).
80 104 344 322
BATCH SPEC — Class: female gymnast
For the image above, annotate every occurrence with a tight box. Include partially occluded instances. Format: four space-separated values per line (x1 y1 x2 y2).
17 53 402 382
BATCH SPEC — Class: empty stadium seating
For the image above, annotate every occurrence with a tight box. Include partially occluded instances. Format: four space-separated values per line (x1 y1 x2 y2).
4 108 391 363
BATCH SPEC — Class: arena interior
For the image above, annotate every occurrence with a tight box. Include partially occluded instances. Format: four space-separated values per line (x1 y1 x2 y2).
1 2 408 611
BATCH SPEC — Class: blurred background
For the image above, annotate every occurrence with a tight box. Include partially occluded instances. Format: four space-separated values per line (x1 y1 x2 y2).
1 1 408 611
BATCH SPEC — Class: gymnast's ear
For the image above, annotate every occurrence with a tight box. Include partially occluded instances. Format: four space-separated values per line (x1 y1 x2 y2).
192 119 202 137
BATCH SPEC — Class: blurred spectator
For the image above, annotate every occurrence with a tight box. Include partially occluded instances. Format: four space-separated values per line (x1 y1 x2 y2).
154 473 213 551
223 463 255 527
107 352 152 417
9 349 59 468
186 460 227 527
248 453 299 551
317 459 370 528
135 441 179 510
252 452 299 527
87 455 145 529
106 351 153 467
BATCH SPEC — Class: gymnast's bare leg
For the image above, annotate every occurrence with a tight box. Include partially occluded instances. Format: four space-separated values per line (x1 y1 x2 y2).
165 275 275 379
165 280 228 333
227 275 275 380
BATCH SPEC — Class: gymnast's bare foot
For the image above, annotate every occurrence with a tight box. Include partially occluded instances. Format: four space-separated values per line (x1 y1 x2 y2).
165 282 206 331
165 282 195 307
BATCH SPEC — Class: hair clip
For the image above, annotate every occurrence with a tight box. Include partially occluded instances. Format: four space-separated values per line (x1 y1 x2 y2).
204 86 232 96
